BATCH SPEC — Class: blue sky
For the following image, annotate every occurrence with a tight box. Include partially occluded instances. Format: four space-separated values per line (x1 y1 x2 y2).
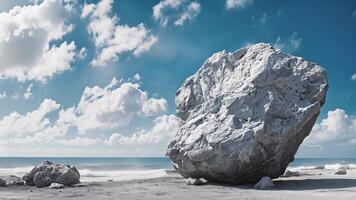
0 0 355 157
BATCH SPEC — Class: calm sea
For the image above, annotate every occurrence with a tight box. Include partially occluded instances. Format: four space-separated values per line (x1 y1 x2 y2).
0 157 355 181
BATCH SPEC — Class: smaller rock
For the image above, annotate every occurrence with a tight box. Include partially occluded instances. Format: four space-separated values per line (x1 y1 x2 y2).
4 175 24 186
0 178 5 187
185 178 207 185
107 179 114 182
49 183 65 189
254 177 274 190
334 170 347 175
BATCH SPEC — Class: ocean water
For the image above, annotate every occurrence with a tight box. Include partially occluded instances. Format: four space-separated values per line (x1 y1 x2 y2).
0 157 355 182
0 157 172 182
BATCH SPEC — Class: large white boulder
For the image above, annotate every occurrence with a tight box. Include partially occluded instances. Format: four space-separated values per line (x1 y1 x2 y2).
167 43 328 184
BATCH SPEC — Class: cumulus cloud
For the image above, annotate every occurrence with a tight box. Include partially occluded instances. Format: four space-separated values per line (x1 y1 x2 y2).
226 0 253 10
0 0 77 83
82 0 157 67
305 109 356 147
273 31 302 52
174 2 201 26
351 73 356 81
0 98 60 137
153 0 201 26
57 137 101 146
105 114 179 145
0 76 170 149
59 77 168 134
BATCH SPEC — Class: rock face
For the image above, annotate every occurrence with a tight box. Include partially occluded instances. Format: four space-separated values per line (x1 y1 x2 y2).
334 170 347 175
0 178 6 187
23 161 80 188
3 175 24 186
167 43 328 184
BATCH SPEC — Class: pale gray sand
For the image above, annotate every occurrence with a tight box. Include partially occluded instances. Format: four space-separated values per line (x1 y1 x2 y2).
1 169 356 200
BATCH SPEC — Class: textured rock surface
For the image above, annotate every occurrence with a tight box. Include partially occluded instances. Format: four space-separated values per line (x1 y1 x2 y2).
185 178 207 185
254 176 274 189
335 170 347 175
23 160 80 188
167 43 328 184
282 170 300 177
3 175 24 186
0 178 6 187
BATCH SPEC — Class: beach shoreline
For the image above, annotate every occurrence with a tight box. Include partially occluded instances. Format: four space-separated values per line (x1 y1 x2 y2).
1 168 356 200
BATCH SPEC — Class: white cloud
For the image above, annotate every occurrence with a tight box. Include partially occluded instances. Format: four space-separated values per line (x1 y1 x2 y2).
351 73 356 81
81 3 95 18
23 83 33 99
0 76 172 154
105 114 179 145
153 0 201 26
153 0 183 26
273 31 302 52
174 2 201 26
305 109 356 146
133 73 141 81
78 47 87 59
226 0 253 10
58 77 168 134
0 98 60 137
0 0 77 83
82 0 157 67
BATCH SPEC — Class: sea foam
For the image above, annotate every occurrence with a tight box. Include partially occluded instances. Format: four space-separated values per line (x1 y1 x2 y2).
0 166 169 182
79 169 169 182
288 163 356 171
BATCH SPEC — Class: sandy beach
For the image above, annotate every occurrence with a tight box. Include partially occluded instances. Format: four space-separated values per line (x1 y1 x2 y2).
1 168 356 200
